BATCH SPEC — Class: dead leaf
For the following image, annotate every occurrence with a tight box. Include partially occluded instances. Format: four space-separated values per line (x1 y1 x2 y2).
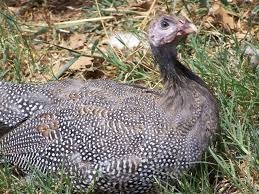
69 56 93 71
235 32 246 40
7 7 20 15
51 58 65 78
130 1 152 11
209 3 236 31
69 33 86 50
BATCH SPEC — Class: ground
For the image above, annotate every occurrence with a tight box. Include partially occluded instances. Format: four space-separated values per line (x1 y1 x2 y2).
0 0 258 193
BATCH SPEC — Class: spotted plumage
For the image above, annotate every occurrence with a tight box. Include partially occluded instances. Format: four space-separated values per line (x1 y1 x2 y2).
0 15 219 193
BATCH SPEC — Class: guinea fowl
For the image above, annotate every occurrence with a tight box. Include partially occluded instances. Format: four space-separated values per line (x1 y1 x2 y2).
0 15 219 193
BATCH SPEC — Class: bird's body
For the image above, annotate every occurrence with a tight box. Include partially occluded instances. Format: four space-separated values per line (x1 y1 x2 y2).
0 15 219 193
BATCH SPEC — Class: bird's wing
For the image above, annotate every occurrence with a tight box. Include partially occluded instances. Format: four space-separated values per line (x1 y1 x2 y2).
0 80 97 136
0 88 164 170
0 79 161 137
0 81 55 133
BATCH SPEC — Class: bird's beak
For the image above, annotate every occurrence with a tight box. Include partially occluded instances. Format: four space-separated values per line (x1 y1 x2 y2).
177 20 197 36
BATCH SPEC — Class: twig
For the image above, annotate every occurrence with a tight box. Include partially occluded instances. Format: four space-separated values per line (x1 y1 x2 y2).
181 0 193 18
30 16 115 29
33 39 103 59
94 0 109 39
135 49 158 74
94 0 122 62
97 8 147 16
140 0 157 29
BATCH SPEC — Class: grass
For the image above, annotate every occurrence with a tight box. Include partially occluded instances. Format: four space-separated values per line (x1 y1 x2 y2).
0 0 258 193
0 4 35 82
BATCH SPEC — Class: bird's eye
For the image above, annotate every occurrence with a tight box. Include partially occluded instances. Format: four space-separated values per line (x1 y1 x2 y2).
161 20 170 29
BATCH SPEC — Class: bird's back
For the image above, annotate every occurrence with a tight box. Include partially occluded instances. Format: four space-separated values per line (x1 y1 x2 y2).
0 79 160 134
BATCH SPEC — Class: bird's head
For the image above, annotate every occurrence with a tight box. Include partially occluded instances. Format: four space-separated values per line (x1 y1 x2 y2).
148 14 197 47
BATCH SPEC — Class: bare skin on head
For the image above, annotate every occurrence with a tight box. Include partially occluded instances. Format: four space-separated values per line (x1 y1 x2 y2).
148 14 197 47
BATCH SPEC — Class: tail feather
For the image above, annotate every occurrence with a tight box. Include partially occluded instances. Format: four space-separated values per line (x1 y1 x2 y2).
0 79 86 137
0 122 15 137
0 82 52 137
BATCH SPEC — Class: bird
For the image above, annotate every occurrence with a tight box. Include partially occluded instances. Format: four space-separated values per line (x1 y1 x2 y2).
0 14 219 193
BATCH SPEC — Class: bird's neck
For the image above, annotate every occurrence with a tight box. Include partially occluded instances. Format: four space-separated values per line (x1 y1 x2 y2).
150 43 207 96
151 43 185 90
